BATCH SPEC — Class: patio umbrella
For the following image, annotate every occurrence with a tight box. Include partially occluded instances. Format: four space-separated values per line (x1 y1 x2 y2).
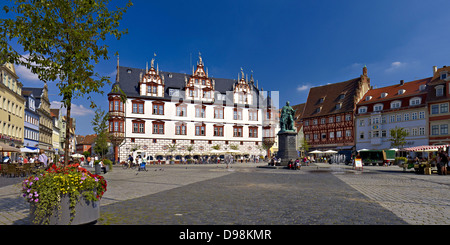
309 150 323 154
71 153 83 158
324 150 337 153
209 149 226 154
20 147 39 153
0 142 20 152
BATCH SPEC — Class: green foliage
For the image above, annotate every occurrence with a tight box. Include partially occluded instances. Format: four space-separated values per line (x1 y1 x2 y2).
0 0 132 163
22 164 107 224
92 108 109 158
229 144 239 150
389 127 408 149
211 144 221 150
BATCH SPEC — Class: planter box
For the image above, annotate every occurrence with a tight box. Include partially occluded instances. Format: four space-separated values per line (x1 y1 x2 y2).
30 194 100 225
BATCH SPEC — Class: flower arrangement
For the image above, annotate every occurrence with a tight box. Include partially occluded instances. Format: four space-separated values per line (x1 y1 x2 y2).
22 163 107 224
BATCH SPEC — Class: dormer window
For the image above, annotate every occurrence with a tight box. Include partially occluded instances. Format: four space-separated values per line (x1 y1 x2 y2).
441 73 447 80
335 103 342 110
436 85 444 97
318 97 324 103
373 103 383 112
358 106 367 114
398 89 406 95
390 100 401 109
365 96 372 101
338 94 345 100
419 85 426 91
381 92 388 98
315 107 321 113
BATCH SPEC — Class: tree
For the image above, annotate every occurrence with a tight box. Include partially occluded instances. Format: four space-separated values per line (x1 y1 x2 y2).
389 127 408 149
0 0 132 164
298 137 310 157
91 108 109 158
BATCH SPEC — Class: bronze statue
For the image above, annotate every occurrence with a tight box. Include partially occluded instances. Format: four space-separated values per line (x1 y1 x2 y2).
279 101 296 133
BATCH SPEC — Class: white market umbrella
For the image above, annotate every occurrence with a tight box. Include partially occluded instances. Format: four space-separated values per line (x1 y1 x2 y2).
20 147 39 153
210 149 226 154
309 150 323 154
324 150 337 154
357 149 369 152
71 153 83 158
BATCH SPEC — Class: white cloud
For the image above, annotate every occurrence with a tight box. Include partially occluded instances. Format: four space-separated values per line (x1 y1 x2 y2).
296 84 310 92
385 61 405 72
50 101 95 117
15 64 40 82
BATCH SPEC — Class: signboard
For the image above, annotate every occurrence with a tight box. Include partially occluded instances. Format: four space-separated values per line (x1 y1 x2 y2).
354 157 363 171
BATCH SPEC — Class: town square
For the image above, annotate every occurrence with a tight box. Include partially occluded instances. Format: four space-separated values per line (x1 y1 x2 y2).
0 0 449 233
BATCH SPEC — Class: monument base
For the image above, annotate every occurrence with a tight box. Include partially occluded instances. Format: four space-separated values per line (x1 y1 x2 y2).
276 131 298 166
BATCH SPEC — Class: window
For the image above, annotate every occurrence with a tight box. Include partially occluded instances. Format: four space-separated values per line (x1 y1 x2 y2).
345 130 351 137
152 102 164 115
233 126 243 137
441 73 447 80
335 116 341 122
412 128 418 136
249 110 258 121
132 121 145 133
249 127 258 138
196 106 206 118
358 107 367 113
214 125 224 136
195 125 206 136
152 122 164 134
336 131 342 138
396 114 402 122
329 117 334 123
440 103 448 113
329 132 334 138
404 113 409 121
233 108 242 120
214 108 224 119
441 124 448 135
419 111 425 119
169 88 180 97
419 127 425 135
313 119 318 125
345 114 351 121
381 130 387 137
320 118 326 124
175 124 187 135
431 104 439 115
321 133 326 139
410 97 421 106
391 101 401 109
436 85 444 97
132 101 144 114
412 112 418 120
381 116 386 124
335 103 341 110
176 105 187 117
373 104 383 111
432 125 439 135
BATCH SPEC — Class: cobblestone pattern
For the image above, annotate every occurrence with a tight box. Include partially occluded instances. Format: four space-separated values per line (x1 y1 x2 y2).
333 171 450 225
98 166 407 225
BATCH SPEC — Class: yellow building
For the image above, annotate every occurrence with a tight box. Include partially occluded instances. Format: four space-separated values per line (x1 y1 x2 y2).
0 63 25 151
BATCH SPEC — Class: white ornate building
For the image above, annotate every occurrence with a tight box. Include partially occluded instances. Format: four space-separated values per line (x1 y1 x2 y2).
108 55 272 162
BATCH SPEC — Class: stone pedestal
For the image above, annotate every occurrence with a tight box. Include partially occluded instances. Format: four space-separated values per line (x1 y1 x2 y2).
276 131 298 166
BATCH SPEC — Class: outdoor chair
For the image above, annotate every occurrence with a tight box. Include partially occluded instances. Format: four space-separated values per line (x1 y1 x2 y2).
0 164 7 176
22 164 31 176
7 164 19 177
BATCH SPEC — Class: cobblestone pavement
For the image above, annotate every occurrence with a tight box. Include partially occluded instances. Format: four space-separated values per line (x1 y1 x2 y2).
0 162 449 225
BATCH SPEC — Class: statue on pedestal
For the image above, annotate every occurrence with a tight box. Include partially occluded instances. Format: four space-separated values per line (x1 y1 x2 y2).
279 101 296 133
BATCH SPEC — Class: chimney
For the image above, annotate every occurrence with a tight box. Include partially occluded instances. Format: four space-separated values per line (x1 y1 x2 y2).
400 80 404 86
433 66 437 75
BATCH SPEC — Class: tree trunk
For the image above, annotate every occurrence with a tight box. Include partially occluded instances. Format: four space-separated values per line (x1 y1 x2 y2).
64 101 72 165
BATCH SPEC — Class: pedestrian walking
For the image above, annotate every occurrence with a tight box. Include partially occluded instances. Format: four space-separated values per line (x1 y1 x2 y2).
38 149 48 169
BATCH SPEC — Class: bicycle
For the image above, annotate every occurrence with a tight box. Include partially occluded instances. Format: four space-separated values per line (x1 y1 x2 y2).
121 160 137 169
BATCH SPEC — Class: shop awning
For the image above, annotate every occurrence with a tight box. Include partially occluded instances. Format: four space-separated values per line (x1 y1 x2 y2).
404 145 450 152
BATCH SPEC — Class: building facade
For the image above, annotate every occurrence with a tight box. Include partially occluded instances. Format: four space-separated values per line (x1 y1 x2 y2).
0 63 25 149
301 66 370 152
22 90 40 150
23 84 54 156
108 55 268 162
355 78 430 151
427 65 450 146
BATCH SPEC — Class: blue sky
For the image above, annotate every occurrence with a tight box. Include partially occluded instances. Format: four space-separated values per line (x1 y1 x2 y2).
8 0 450 135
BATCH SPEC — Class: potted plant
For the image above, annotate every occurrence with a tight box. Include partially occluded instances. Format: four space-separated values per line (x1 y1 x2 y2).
21 163 107 225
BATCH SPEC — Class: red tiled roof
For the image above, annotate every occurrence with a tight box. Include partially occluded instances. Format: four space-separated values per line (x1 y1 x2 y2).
357 77 430 105
302 77 363 119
